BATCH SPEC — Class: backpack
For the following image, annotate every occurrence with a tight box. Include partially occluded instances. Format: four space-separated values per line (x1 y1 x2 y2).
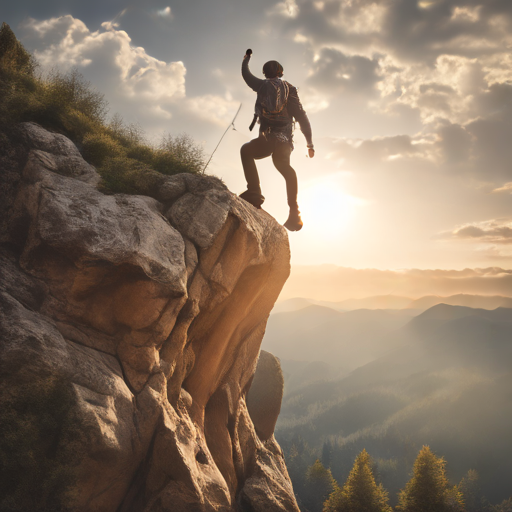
250 78 290 130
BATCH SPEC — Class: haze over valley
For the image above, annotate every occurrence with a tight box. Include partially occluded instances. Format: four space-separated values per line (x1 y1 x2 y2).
263 295 512 506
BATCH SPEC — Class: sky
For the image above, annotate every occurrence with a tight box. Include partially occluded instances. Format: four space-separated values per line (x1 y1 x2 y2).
280 265 512 301
3 0 512 273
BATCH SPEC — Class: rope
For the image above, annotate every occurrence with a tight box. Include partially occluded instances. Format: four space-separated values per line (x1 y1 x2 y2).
202 103 242 174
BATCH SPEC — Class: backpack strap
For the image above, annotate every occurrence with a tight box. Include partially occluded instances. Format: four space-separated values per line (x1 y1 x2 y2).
249 113 258 131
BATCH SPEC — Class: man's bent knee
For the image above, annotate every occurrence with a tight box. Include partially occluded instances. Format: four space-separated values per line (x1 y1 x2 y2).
241 142 252 158
273 157 293 172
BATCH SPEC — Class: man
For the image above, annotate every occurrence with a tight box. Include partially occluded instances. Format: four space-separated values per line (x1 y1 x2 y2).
240 50 314 232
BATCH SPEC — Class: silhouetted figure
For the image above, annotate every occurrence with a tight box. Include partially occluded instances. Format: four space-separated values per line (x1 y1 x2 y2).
240 50 314 231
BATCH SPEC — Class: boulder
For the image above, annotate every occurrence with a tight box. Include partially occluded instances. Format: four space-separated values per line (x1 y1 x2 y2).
0 122 297 512
246 350 285 442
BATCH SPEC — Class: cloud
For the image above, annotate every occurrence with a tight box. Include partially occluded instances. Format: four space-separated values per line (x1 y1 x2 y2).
300 89 329 113
320 133 435 172
267 1 512 142
381 0 512 63
315 97 512 183
21 15 239 135
280 265 512 302
267 0 512 62
375 54 487 126
476 245 512 262
307 48 381 96
436 121 472 165
24 16 186 102
465 87 512 183
260 2 512 188
268 0 300 18
451 5 482 23
438 219 512 244
156 7 173 19
492 182 512 194
185 94 242 125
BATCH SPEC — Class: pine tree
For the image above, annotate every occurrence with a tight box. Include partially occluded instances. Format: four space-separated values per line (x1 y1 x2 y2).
302 459 336 512
492 498 512 512
458 470 488 512
396 446 464 512
285 436 317 508
0 22 35 74
323 449 392 512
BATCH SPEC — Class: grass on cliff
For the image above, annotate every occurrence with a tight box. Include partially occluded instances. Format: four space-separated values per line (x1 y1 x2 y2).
0 375 81 512
0 22 206 194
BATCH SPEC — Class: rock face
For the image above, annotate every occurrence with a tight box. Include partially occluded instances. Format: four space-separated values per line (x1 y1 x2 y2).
0 123 297 512
246 350 285 443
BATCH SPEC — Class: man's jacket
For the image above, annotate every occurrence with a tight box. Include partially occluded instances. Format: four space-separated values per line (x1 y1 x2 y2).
242 56 313 147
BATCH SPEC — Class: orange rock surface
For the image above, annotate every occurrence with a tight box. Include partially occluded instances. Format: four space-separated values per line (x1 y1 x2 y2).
0 123 298 512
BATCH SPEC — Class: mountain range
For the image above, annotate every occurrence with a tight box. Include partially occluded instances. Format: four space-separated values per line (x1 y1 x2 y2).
262 305 416 377
271 304 512 506
271 294 512 314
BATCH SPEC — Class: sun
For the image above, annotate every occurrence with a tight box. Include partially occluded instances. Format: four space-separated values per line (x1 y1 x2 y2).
299 175 363 237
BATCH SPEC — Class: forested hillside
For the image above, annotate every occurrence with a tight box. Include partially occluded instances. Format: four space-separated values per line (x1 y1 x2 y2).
269 304 512 509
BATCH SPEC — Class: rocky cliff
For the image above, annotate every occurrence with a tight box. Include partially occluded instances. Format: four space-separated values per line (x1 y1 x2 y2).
0 123 297 512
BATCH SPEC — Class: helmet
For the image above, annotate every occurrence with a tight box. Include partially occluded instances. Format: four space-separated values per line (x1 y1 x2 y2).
263 60 284 79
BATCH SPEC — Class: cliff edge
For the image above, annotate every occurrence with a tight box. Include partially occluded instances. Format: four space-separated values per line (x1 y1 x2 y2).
0 123 297 512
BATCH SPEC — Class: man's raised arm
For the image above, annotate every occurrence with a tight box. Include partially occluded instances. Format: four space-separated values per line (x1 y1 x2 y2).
242 53 264 92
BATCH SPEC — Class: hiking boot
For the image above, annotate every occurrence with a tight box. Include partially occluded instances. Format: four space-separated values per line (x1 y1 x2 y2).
284 207 303 231
239 190 265 209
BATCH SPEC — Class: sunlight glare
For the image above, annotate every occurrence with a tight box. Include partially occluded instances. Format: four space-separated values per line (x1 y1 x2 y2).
300 176 364 237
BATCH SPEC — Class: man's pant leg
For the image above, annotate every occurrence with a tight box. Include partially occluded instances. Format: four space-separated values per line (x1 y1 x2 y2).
272 142 298 208
240 136 274 193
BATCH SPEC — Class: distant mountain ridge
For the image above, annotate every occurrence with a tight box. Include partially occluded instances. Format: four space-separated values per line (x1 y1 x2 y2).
281 266 512 303
408 293 512 310
272 293 512 314
262 305 417 378
275 304 512 505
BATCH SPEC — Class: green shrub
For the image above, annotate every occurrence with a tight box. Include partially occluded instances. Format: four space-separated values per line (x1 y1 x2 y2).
155 133 205 175
0 74 44 126
107 113 145 147
0 24 206 196
82 132 126 166
61 109 101 141
98 155 166 195
44 69 107 124
0 22 36 74
0 375 80 512
20 69 108 136
151 150 183 175
126 143 155 165
0 23 40 130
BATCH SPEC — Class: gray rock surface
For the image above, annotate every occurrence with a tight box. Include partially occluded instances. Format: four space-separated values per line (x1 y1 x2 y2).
246 350 285 442
0 122 297 512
